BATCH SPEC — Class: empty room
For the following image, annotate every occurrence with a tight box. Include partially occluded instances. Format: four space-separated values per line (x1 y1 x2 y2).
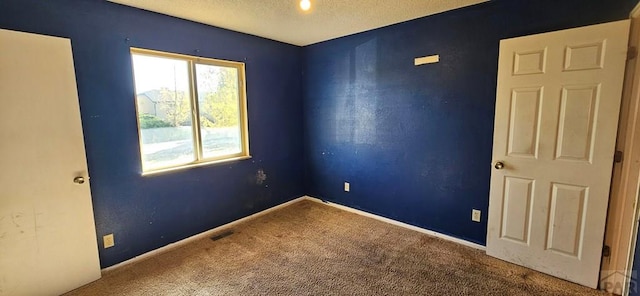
4 0 640 295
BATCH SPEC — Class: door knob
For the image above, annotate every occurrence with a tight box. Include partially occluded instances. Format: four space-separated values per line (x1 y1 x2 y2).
494 161 505 170
73 176 85 184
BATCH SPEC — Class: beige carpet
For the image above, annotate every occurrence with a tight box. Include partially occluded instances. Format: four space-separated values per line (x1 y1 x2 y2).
65 200 608 295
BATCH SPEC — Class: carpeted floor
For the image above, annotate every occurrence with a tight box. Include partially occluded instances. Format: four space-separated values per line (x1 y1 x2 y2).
65 200 608 295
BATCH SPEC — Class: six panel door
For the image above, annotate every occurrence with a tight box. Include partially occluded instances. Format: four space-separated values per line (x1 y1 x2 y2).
486 20 630 288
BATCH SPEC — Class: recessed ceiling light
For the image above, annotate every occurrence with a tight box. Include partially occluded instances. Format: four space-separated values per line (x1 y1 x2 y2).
300 0 311 11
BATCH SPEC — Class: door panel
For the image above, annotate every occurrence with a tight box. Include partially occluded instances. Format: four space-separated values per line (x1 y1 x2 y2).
547 183 588 258
501 177 534 244
0 29 101 295
556 85 599 161
487 20 630 288
507 87 542 158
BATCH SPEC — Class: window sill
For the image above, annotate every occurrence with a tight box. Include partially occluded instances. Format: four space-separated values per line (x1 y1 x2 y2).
141 155 252 176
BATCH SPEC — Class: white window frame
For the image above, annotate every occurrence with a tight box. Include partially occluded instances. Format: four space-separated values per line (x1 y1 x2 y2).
131 47 250 175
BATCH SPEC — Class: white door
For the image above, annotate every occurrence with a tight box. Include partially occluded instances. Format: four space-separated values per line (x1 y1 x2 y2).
0 29 101 295
486 20 630 288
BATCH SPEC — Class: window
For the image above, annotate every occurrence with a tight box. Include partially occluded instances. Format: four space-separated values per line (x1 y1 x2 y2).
130 48 249 173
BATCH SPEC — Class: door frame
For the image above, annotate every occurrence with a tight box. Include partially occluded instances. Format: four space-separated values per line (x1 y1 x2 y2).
601 2 640 295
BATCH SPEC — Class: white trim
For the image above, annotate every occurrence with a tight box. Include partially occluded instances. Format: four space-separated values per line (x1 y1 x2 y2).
631 1 640 18
601 11 640 296
101 196 307 273
302 196 486 251
141 156 252 177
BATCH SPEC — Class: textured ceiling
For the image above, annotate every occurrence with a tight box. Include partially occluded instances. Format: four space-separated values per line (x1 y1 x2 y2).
108 0 488 46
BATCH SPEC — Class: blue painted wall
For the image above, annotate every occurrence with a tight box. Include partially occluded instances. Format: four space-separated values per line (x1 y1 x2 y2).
632 236 640 295
302 0 636 245
0 0 305 267
2 0 639 273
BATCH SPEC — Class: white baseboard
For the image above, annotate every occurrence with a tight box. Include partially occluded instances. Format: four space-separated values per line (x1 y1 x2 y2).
103 194 485 273
101 196 307 273
303 196 486 251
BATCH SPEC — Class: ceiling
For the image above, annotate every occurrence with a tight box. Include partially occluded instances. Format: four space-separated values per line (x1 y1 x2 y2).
108 0 488 46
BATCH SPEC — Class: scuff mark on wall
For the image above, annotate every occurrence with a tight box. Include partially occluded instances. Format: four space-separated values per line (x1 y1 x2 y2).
0 216 5 240
0 274 6 295
244 168 273 210
11 212 25 234
33 208 42 252
256 169 267 185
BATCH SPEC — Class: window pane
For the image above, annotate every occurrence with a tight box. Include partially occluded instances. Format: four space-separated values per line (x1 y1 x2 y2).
132 54 195 170
195 64 243 159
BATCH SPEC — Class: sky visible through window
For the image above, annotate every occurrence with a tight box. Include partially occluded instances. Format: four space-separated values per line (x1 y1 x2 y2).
132 55 189 94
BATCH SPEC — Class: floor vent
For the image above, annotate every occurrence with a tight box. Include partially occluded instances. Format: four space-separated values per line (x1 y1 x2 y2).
210 230 234 241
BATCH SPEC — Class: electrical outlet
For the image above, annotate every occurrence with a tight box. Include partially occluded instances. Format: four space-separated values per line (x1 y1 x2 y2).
344 182 350 192
103 233 115 248
472 209 481 222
